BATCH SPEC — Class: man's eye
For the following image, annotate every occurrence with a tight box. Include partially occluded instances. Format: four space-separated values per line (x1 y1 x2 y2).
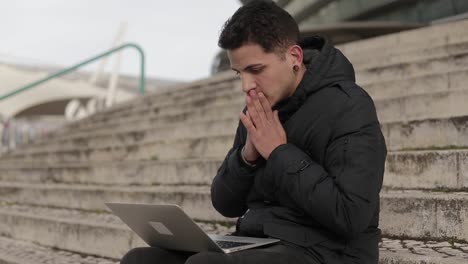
250 68 263 74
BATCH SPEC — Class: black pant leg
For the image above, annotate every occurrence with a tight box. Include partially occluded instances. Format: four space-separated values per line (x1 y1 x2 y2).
185 242 321 264
120 247 193 264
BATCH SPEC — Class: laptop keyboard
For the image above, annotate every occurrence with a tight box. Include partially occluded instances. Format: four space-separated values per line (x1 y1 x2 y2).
215 240 254 249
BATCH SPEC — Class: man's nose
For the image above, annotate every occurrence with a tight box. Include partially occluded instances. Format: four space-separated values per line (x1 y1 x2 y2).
241 74 256 93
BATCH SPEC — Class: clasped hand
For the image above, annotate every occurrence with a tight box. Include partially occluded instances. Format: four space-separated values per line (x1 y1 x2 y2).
239 90 287 160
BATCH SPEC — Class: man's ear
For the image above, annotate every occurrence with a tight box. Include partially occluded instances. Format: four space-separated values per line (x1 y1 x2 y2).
288 45 304 65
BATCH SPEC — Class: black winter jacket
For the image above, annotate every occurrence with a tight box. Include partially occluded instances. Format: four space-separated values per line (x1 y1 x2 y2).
211 36 387 264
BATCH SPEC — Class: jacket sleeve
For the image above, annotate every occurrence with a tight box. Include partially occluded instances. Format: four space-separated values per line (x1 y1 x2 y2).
262 95 387 239
211 121 257 218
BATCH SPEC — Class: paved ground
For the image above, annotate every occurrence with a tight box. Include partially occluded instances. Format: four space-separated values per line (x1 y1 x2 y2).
379 238 468 263
1 235 467 264
0 236 118 264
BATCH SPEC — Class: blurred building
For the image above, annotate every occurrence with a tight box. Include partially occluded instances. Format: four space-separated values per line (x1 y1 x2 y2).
212 0 468 73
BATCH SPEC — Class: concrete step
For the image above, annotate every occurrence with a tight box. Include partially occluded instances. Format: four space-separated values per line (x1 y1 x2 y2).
383 116 468 151
55 103 242 142
71 83 243 129
0 203 140 259
79 85 468 140
363 67 468 101
3 115 467 178
356 50 468 85
375 89 468 123
73 66 462 135
1 146 466 192
124 71 238 109
0 182 226 222
0 203 234 259
29 22 464 142
98 36 468 118
0 148 468 193
384 149 468 190
65 73 465 139
13 110 468 162
4 115 467 173
89 85 243 125
0 148 466 190
30 59 467 143
90 89 242 124
340 18 468 67
30 117 239 151
141 81 239 106
0 148 462 190
37 97 468 155
45 53 468 139
48 98 244 140
0 236 118 264
102 45 468 123
380 190 468 241
0 159 223 186
39 86 468 147
69 56 468 135
349 34 468 73
82 48 467 127
37 86 240 141
24 88 468 158
2 203 466 263
2 134 233 163
1 181 468 241
63 71 237 125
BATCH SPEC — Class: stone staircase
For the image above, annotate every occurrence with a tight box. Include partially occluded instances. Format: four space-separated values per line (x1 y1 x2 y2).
1 19 468 263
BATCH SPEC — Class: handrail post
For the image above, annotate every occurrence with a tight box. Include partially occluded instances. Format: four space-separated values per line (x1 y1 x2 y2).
138 45 145 95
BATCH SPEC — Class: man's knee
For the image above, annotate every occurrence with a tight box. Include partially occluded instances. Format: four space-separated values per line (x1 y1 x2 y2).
120 247 163 264
120 247 145 264
185 252 227 264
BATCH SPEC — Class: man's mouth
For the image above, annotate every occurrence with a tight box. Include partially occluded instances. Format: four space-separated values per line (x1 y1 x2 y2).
248 90 257 97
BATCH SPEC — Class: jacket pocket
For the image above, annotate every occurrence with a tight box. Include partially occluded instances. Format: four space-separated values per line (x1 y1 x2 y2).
263 221 331 247
237 208 273 237
324 136 350 179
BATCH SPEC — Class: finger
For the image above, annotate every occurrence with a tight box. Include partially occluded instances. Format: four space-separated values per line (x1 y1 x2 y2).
274 110 287 138
246 111 259 130
273 110 282 129
244 131 257 151
273 110 279 123
249 90 267 125
240 111 257 134
252 96 268 124
246 110 253 123
246 96 262 127
258 92 273 121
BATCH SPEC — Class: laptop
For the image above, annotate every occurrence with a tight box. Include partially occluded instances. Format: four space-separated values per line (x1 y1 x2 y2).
106 203 280 253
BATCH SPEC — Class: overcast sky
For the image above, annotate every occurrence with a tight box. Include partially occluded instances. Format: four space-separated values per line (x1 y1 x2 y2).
0 0 241 81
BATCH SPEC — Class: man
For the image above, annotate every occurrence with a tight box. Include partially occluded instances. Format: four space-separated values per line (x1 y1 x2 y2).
121 1 387 263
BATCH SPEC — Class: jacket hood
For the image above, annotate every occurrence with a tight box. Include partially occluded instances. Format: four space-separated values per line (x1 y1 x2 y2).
273 35 356 122
300 36 356 93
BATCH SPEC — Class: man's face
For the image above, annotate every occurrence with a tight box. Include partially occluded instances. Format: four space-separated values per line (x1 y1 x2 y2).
228 43 297 107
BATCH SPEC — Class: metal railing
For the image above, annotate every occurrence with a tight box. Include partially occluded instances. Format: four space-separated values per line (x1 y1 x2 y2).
0 42 146 101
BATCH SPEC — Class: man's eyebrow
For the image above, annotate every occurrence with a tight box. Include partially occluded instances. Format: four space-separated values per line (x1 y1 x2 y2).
231 64 264 72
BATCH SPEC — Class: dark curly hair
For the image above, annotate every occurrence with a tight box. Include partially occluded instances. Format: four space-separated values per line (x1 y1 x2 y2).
218 0 300 53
